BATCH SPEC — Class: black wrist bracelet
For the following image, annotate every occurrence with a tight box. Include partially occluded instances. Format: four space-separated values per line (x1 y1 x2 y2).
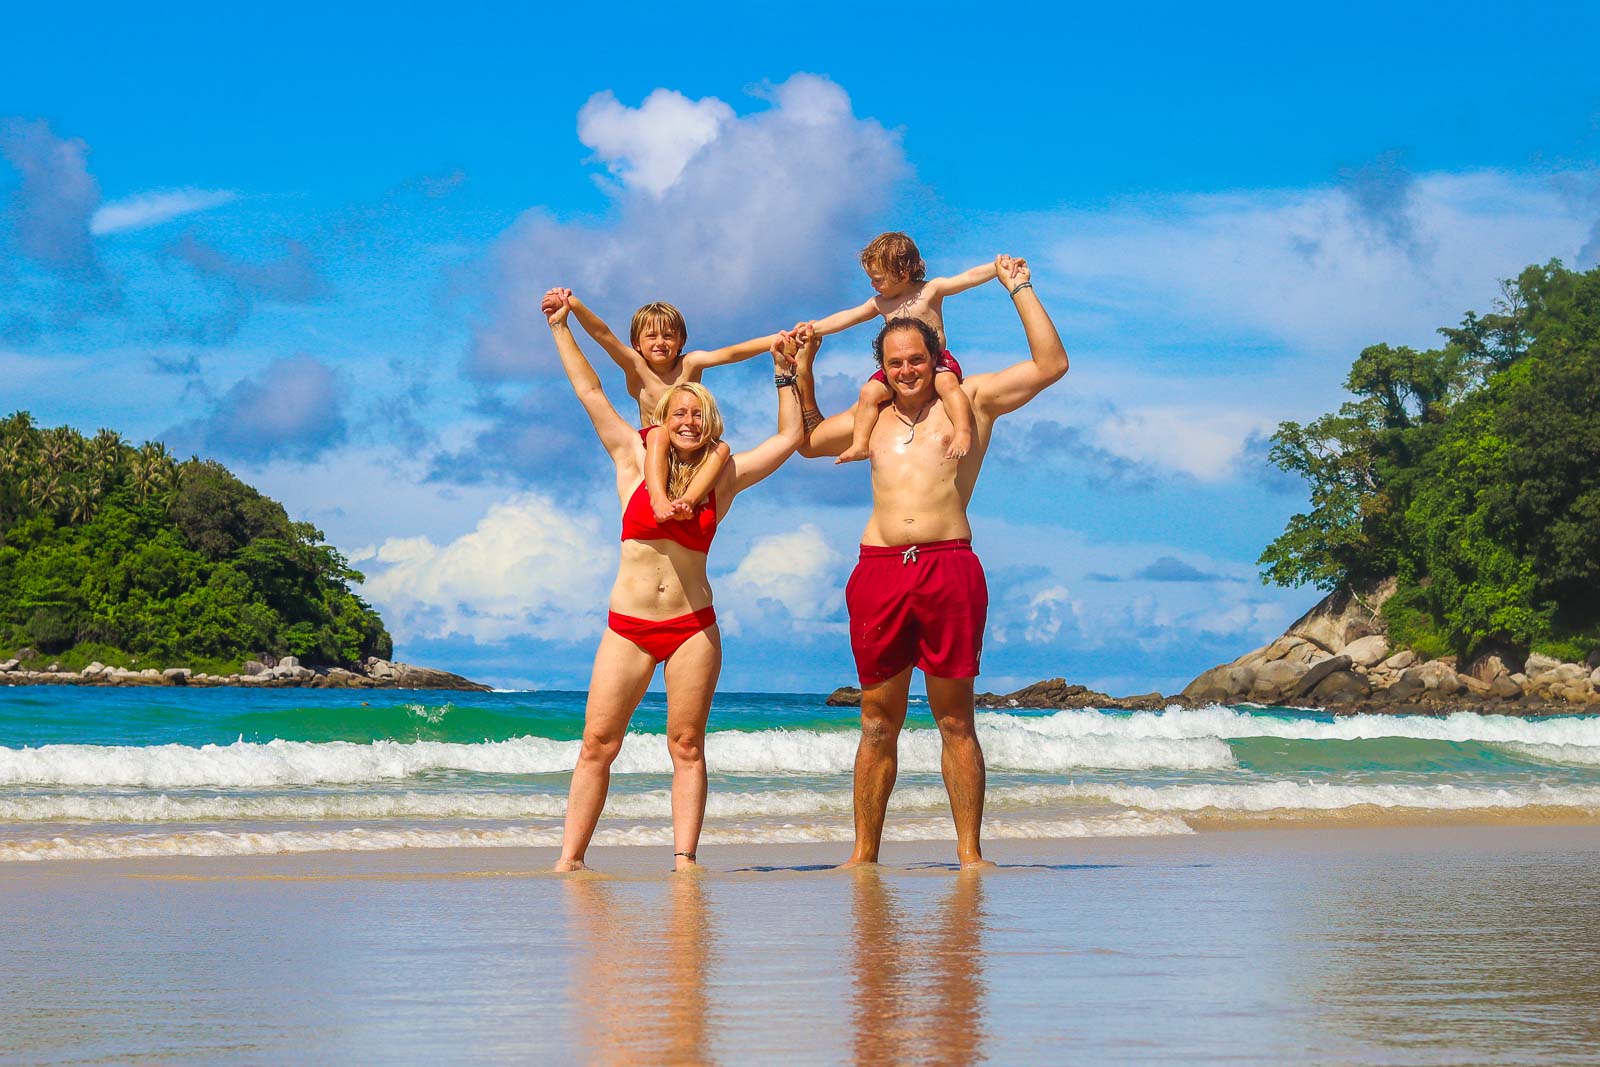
774 374 797 388
1009 281 1034 298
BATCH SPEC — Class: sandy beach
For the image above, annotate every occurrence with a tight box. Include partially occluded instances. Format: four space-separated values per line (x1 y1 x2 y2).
5 824 1599 1065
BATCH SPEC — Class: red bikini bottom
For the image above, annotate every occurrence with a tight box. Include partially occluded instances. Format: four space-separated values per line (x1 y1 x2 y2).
607 607 718 662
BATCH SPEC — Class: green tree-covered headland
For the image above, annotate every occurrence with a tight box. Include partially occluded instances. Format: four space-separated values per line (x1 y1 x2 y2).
1260 260 1600 664
0 414 391 672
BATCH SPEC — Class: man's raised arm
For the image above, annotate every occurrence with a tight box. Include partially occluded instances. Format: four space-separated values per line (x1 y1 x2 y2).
792 329 853 458
971 257 1068 419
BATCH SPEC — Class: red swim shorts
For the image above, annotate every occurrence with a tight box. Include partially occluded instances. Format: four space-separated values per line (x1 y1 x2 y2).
845 539 987 687
868 349 963 387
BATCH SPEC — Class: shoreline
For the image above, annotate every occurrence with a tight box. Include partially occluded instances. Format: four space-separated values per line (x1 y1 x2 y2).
0 655 490 691
4 818 1596 878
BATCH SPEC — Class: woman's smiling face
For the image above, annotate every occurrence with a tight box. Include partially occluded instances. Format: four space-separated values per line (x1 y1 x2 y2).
663 389 706 455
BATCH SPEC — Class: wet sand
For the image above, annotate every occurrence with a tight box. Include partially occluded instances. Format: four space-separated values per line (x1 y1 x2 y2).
5 825 1600 1064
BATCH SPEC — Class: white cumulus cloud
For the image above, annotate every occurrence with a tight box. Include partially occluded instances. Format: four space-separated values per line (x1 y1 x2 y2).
1089 405 1278 482
91 188 237 234
357 494 614 643
469 73 907 383
577 88 734 197
718 523 846 636
1022 586 1079 644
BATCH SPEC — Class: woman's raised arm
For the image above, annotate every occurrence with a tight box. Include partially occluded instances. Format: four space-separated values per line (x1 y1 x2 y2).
545 292 640 463
729 330 807 497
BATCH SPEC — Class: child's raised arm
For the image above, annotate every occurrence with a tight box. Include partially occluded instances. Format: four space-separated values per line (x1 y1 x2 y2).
682 331 784 373
564 293 646 376
924 257 1003 299
807 297 880 338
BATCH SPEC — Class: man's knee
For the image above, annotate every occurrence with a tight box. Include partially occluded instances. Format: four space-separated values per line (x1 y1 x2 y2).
859 715 900 749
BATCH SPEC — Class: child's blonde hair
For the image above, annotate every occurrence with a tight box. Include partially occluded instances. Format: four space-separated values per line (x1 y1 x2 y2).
859 232 927 283
649 383 725 499
629 301 688 352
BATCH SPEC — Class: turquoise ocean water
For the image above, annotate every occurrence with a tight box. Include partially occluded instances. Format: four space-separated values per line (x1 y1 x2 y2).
3 687 1600 861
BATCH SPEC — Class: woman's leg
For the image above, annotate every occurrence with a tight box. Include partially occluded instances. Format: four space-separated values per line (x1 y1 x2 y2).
662 623 722 871
555 629 657 871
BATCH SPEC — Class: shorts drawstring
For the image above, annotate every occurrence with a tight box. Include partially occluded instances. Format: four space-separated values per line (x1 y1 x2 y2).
901 546 919 565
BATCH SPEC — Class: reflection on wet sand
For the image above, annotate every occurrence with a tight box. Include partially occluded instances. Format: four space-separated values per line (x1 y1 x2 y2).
850 870 989 1067
1302 850 1600 1063
565 875 712 1065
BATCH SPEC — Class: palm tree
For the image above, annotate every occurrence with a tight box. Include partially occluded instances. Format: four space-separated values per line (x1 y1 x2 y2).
40 427 79 475
90 428 125 476
67 482 96 524
134 441 178 506
28 474 64 514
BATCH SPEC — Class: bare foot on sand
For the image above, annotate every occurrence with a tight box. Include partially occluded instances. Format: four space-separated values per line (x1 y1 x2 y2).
959 858 997 871
553 858 590 873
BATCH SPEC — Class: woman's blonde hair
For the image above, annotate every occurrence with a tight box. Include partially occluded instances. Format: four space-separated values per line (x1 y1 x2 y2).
649 383 725 499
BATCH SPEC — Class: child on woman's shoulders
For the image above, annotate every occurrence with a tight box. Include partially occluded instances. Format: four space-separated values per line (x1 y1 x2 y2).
537 287 798 520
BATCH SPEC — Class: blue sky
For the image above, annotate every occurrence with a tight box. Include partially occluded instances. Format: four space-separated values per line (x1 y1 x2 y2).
5 2 1599 692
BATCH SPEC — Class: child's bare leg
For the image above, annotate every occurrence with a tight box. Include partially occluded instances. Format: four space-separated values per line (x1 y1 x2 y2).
837 380 891 464
935 372 975 459
644 425 676 521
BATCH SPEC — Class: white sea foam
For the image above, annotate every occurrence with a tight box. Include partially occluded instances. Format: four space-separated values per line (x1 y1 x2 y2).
0 811 1190 862
9 777 1595 828
980 705 1600 747
1501 743 1600 767
0 724 1232 788
1004 780 1600 813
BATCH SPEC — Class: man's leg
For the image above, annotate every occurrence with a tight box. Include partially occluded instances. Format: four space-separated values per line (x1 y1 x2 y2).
846 665 913 865
925 673 992 868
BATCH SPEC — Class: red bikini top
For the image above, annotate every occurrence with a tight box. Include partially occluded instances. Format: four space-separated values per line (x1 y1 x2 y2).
619 427 718 553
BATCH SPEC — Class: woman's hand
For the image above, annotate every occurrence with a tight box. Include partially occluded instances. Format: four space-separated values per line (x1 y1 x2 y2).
770 329 800 373
541 287 572 326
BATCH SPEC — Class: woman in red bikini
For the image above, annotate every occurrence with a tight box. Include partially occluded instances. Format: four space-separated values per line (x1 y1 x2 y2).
544 292 806 872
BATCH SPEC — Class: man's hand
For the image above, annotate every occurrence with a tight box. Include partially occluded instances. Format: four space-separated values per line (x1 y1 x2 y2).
793 330 821 377
996 255 1030 291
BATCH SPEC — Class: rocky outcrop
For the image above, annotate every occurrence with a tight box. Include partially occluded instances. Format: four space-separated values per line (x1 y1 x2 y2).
0 654 489 691
975 679 1167 711
825 679 1170 711
1177 579 1600 712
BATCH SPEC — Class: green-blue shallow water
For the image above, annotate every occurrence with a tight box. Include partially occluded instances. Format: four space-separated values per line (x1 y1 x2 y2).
3 687 1599 860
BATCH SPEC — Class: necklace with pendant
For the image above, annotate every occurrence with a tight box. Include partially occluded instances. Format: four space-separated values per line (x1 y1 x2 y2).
893 400 935 444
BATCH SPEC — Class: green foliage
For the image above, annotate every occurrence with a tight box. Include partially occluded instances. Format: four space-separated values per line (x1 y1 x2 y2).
1377 585 1452 661
1530 636 1599 665
1261 261 1600 660
0 419 391 668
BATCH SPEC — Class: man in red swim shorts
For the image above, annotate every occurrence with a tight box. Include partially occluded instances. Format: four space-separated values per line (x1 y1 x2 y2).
795 255 1069 869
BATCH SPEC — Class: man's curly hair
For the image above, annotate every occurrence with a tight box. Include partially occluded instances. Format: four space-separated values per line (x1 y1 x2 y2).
871 317 942 370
